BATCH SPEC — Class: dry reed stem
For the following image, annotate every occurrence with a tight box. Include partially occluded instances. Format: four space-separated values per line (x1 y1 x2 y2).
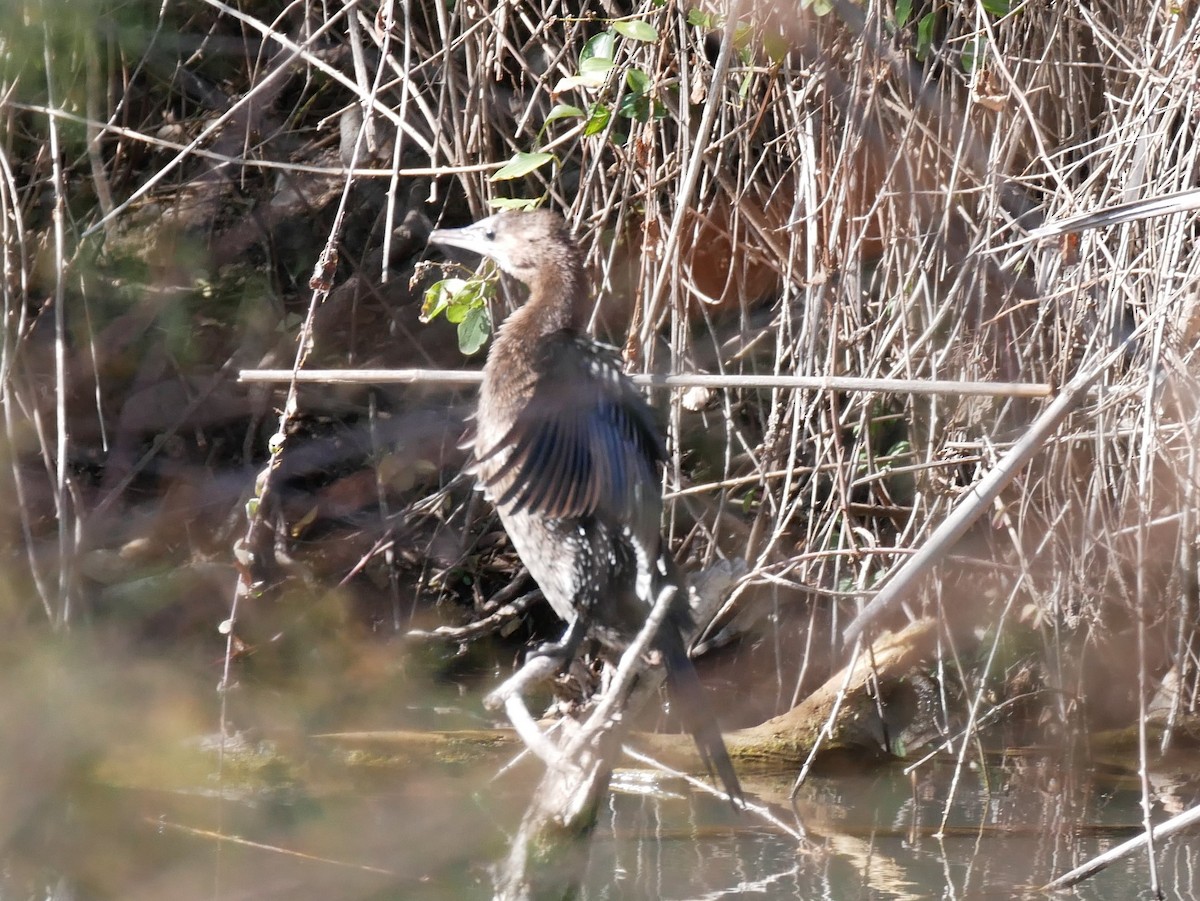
237 366 1054 397
5 1 1200 830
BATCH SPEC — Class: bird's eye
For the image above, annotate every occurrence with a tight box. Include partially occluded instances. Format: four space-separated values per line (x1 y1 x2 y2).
484 227 496 240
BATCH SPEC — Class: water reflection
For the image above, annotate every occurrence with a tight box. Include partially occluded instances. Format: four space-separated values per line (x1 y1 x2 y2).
584 764 1200 900
3 639 1198 900
590 763 1200 901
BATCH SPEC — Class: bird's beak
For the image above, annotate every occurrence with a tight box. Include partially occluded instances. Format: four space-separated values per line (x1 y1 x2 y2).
428 216 498 257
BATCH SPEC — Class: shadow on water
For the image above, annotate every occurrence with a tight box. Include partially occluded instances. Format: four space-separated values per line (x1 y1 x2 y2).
3 635 1199 900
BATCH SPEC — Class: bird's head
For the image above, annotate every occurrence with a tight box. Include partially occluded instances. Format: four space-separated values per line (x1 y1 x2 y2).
429 209 579 287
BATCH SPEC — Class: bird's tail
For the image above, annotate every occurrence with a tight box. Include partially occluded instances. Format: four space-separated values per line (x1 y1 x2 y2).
657 622 744 806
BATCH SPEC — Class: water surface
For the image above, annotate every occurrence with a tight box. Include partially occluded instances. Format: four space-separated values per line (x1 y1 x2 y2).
2 637 1194 900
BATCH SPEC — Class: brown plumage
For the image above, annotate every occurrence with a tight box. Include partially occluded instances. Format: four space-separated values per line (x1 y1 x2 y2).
429 210 741 803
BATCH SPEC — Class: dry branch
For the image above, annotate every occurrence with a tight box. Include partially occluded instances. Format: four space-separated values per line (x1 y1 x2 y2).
238 367 1054 398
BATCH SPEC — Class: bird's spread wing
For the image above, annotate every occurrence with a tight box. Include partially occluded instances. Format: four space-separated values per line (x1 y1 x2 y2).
477 334 664 522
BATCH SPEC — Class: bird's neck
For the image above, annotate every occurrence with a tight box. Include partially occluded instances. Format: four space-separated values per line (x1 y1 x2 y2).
479 263 583 440
498 261 586 344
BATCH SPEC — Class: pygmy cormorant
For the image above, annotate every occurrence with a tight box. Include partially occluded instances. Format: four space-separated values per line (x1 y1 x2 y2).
429 209 742 803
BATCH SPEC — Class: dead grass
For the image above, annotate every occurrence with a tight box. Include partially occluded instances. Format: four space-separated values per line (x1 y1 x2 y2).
4 0 1200 762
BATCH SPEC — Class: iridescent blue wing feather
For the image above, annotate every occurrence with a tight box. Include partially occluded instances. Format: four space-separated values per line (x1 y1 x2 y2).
478 333 664 523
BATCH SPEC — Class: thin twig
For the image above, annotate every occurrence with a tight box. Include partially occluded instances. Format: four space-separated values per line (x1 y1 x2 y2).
238 367 1054 398
842 345 1129 645
1042 803 1200 891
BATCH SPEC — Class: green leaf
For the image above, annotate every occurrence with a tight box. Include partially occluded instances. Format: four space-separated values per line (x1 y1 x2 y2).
579 56 615 78
580 30 616 65
583 102 611 136
556 55 614 91
543 103 585 125
554 70 610 91
422 276 493 328
537 103 585 140
619 69 652 120
686 8 714 28
733 20 753 51
490 151 555 181
960 36 984 72
625 67 650 94
916 12 935 59
612 19 658 42
457 305 490 356
420 278 464 322
981 0 1010 14
762 30 790 64
489 197 540 211
738 70 754 102
619 95 648 121
445 286 480 323
895 0 912 28
555 33 618 92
